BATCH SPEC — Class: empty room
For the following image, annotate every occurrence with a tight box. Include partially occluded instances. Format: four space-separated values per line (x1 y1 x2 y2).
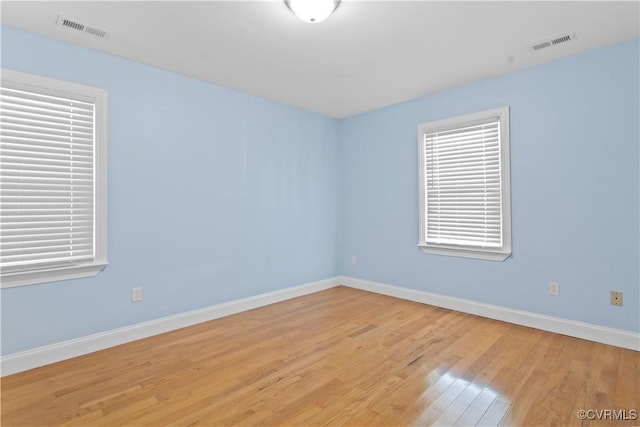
1 1 638 426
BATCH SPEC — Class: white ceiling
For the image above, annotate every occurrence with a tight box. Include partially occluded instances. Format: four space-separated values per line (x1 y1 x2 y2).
1 1 639 118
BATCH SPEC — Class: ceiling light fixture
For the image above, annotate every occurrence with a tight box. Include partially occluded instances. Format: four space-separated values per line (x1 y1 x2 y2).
285 0 340 24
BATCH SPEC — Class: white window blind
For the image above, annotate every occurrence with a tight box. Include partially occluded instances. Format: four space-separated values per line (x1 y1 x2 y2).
418 107 511 261
1 69 107 287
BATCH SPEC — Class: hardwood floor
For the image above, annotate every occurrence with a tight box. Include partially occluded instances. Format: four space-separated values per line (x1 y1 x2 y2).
2 286 638 426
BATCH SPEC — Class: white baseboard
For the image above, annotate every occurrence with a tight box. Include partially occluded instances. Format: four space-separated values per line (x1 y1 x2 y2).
339 276 640 352
1 277 341 376
3 275 637 376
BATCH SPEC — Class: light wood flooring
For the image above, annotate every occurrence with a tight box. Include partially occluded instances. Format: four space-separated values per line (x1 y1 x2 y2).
2 286 638 426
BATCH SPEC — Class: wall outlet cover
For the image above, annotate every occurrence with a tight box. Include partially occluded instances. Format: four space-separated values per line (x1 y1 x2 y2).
610 291 623 307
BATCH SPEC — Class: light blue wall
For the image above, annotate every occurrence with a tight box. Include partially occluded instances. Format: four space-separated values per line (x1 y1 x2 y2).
0 26 340 355
1 26 638 357
339 38 639 332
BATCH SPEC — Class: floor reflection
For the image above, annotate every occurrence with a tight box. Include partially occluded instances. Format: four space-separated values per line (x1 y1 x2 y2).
413 369 511 426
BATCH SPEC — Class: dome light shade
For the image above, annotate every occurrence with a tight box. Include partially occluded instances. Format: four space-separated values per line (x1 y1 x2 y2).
285 0 340 23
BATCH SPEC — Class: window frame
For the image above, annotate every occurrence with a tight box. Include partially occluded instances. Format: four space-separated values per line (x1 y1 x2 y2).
1 69 108 287
417 106 511 261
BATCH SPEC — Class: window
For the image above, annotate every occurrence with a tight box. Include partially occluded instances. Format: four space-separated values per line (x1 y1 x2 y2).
1 69 107 287
418 107 511 261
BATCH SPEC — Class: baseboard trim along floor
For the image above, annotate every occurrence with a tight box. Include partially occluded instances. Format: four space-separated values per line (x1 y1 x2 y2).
340 276 639 353
0 277 340 376
2 275 638 376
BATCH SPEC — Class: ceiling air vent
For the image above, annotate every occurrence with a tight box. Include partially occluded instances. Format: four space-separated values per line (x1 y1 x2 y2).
531 32 576 52
56 15 110 39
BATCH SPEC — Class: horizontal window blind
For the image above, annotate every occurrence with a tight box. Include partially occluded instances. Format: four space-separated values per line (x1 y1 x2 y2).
424 118 502 249
1 86 96 273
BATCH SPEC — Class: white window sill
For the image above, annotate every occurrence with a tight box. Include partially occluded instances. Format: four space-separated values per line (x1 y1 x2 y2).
1 263 108 288
418 244 511 262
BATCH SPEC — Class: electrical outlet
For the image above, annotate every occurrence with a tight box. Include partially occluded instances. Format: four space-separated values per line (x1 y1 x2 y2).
549 281 559 296
610 291 623 307
351 255 357 265
131 287 143 303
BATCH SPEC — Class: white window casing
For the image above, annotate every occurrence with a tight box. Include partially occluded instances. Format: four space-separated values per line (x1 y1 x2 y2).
418 107 511 261
1 69 107 287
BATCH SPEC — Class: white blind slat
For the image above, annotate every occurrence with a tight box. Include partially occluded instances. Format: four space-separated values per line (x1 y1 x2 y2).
1 114 94 131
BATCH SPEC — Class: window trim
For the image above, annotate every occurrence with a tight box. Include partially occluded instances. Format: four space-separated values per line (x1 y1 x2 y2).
417 106 511 261
1 69 108 288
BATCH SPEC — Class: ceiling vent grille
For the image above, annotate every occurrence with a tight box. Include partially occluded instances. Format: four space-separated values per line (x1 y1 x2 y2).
56 16 110 39
531 32 576 52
